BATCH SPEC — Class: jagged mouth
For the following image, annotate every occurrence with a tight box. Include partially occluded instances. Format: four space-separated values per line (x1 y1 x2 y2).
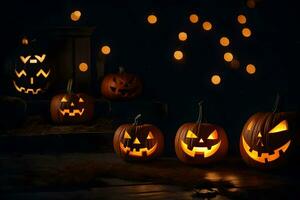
110 87 136 96
241 136 291 163
180 140 221 158
59 108 85 117
13 81 42 94
120 142 158 157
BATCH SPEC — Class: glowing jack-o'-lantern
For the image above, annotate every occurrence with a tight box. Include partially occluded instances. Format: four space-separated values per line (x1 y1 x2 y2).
240 96 294 169
175 102 228 164
113 114 164 161
12 41 51 95
101 67 142 100
50 79 94 124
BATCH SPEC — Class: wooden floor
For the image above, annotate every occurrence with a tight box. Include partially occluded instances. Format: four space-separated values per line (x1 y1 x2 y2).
0 153 299 199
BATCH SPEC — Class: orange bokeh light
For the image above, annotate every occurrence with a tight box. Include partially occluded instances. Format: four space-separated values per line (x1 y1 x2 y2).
202 21 212 31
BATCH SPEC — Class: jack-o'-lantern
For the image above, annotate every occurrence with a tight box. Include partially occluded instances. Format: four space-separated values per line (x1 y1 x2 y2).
240 96 294 169
50 79 94 124
101 67 142 100
175 102 228 164
12 40 51 95
113 114 164 161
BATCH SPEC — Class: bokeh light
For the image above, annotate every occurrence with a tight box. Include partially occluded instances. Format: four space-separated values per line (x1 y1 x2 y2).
101 45 111 55
224 52 234 62
79 62 88 72
247 0 256 8
242 28 252 37
202 21 212 31
147 14 158 24
246 64 256 74
71 10 81 22
189 14 199 24
237 15 247 24
174 50 184 60
219 37 230 47
211 75 221 85
178 32 188 41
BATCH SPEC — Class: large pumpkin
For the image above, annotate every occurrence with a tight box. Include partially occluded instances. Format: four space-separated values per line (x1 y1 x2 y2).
12 39 52 96
101 67 142 100
113 114 164 161
240 96 294 169
50 79 94 124
175 102 228 164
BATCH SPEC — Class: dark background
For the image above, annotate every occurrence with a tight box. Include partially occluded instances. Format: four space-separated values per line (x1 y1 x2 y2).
0 0 299 154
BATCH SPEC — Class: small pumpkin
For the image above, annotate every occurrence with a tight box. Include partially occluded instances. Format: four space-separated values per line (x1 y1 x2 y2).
113 114 164 161
12 39 52 96
175 102 228 165
101 67 142 100
240 95 294 169
50 79 94 124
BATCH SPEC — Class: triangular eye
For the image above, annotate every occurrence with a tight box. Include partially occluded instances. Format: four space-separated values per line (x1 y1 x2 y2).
61 97 68 102
186 130 198 138
79 98 84 103
147 131 154 139
35 54 46 63
208 130 218 140
269 120 288 134
124 131 131 139
20 56 31 64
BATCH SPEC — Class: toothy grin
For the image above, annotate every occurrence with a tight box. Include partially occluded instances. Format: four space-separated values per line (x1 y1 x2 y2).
13 81 43 94
110 87 136 96
59 109 85 116
120 142 158 157
180 140 221 158
241 136 291 163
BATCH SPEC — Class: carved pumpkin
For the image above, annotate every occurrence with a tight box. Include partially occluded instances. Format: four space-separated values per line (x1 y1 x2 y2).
50 79 94 124
113 114 164 161
101 67 142 100
12 40 51 96
175 102 228 164
240 96 293 169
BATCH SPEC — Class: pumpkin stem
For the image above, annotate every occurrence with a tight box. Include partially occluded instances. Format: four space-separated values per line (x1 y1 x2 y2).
67 79 73 94
196 101 204 123
273 93 280 113
119 66 125 74
133 114 142 125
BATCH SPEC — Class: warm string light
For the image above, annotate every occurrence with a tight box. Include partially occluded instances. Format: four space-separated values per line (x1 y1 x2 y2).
202 21 212 31
224 52 234 62
237 15 247 24
219 37 230 47
242 28 252 37
189 14 199 23
70 10 81 22
79 62 88 72
147 14 158 24
211 75 221 85
101 45 111 55
174 50 184 61
247 0 256 8
178 32 188 41
246 64 256 74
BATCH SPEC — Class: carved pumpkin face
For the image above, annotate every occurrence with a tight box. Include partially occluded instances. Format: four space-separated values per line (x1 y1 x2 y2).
50 80 94 124
240 112 292 169
13 51 51 95
51 93 94 124
101 68 142 100
114 121 164 161
175 123 228 164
